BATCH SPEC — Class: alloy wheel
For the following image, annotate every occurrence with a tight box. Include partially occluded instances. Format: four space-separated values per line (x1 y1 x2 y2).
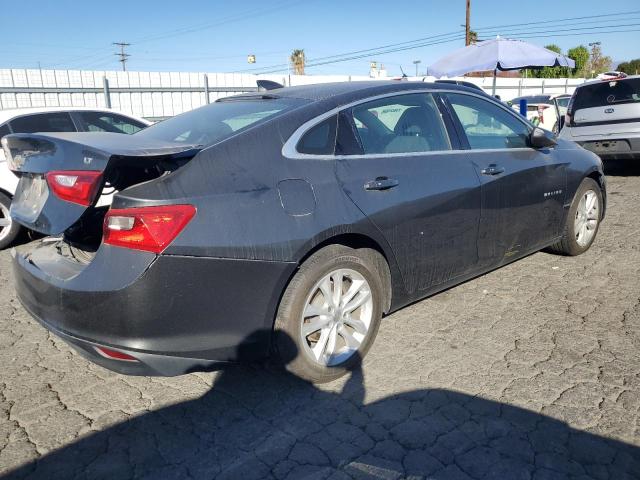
0 201 12 243
574 189 599 247
300 268 373 367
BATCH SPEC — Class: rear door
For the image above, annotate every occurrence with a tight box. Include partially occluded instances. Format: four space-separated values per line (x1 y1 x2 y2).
443 92 566 267
334 92 481 294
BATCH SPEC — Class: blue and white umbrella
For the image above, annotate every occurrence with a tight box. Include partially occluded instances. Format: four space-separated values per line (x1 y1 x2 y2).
428 37 576 94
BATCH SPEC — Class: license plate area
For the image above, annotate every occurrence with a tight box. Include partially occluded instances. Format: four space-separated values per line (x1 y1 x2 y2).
11 174 49 223
584 140 631 154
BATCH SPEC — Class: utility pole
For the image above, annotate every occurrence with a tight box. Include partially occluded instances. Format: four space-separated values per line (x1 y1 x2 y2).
113 42 131 71
588 41 601 78
465 0 471 46
413 60 421 77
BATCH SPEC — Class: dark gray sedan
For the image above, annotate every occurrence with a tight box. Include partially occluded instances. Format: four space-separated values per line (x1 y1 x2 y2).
4 81 605 383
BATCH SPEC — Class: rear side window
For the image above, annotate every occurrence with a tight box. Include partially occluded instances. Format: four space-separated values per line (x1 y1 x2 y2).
137 97 305 146
351 93 451 154
77 112 146 134
297 115 337 155
9 112 76 134
573 78 640 111
446 93 530 150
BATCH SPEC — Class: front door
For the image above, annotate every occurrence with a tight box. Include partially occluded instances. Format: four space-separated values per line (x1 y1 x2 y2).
444 92 567 267
335 92 481 294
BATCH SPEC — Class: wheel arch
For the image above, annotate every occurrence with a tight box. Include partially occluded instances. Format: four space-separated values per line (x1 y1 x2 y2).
0 187 13 200
585 169 607 218
286 227 407 317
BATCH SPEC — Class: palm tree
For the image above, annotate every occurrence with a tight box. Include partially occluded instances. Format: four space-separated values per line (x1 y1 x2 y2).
290 49 306 75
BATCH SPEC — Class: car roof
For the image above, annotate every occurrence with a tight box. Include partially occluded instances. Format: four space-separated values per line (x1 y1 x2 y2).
0 106 150 126
234 80 477 105
578 74 640 88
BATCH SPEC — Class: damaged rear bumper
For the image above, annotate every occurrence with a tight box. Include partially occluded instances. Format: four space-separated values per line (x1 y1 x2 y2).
12 241 296 376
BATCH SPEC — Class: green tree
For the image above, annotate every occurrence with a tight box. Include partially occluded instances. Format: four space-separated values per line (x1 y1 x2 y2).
616 58 640 75
525 45 569 78
587 44 612 77
567 45 589 77
290 49 306 75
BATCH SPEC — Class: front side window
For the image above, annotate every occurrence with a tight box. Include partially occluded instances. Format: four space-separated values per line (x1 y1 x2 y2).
78 112 146 134
446 93 530 150
351 93 451 154
137 97 306 146
9 112 76 134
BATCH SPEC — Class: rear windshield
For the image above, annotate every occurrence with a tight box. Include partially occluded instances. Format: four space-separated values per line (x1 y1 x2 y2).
573 78 640 111
136 96 305 146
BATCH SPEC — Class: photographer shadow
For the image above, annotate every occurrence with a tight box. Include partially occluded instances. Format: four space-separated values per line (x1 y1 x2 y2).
4 331 639 480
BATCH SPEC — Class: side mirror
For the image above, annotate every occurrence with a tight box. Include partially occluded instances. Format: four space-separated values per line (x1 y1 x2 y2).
529 127 557 149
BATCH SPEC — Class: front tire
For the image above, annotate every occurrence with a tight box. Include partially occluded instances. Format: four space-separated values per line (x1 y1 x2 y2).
274 245 387 383
0 191 20 250
548 177 602 256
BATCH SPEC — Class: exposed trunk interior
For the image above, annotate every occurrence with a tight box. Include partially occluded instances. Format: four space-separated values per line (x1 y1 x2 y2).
64 155 195 253
4 131 201 253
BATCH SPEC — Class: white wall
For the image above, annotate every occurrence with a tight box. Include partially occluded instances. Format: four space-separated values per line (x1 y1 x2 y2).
0 68 587 119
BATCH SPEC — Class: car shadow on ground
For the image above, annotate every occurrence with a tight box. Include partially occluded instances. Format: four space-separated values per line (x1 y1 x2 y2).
3 334 640 480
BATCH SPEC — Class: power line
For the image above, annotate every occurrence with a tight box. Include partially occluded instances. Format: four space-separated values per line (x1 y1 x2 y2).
482 28 640 41
37 1 307 69
240 31 465 73
254 36 466 74
477 21 640 38
132 0 307 45
15 8 640 72
476 15 640 35
113 42 131 71
474 9 640 33
245 10 640 75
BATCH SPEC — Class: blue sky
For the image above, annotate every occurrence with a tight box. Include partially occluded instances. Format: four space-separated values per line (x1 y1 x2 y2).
2 0 639 75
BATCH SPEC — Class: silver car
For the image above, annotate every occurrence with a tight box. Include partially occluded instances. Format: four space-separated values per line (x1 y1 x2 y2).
559 75 640 160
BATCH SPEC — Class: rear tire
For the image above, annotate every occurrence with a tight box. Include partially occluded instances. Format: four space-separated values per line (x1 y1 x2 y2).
274 245 387 383
0 191 20 250
548 178 602 256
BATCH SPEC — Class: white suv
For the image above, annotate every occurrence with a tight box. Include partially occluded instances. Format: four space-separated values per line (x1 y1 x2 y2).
0 107 150 248
559 75 640 160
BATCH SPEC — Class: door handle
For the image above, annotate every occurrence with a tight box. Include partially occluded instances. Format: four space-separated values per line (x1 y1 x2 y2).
364 177 399 191
481 164 505 176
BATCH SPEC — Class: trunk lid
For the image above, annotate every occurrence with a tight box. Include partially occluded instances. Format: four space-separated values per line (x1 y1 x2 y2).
2 132 200 235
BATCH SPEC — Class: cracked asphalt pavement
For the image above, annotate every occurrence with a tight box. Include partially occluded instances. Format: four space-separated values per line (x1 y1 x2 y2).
1 162 639 479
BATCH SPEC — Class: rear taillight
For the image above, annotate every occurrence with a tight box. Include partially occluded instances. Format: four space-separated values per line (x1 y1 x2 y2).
103 204 196 253
45 170 102 206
